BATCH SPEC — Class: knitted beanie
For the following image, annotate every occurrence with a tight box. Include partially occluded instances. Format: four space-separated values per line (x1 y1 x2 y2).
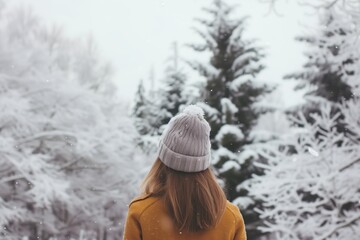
157 104 211 172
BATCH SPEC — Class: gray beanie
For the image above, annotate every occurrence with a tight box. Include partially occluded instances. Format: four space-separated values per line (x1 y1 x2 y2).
157 104 211 172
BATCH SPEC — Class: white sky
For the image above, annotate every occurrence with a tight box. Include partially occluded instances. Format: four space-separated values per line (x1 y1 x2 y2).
9 0 318 108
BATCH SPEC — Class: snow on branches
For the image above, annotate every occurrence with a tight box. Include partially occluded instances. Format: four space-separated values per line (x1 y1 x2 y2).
0 5 143 239
247 99 360 239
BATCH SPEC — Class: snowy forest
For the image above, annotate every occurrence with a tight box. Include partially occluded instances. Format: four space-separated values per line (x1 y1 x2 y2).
1 0 359 239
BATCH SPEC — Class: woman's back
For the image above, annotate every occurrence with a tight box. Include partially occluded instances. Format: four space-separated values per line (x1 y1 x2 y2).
124 195 246 240
123 105 247 239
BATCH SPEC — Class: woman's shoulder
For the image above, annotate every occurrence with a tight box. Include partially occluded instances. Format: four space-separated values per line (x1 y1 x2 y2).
128 195 162 216
223 201 247 239
224 201 245 223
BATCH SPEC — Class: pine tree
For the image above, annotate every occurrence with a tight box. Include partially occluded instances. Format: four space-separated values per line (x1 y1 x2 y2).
188 0 271 237
283 4 360 151
132 43 187 153
158 42 187 126
132 78 162 153
285 8 359 108
132 79 152 135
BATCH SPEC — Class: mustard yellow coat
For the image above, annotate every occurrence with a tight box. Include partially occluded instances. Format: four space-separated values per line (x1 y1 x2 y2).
123 195 247 240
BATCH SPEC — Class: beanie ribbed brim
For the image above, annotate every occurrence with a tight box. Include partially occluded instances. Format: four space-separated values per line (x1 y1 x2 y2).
157 140 210 173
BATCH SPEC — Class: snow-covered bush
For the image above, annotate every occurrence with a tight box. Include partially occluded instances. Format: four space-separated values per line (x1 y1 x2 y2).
0 5 143 240
247 100 360 239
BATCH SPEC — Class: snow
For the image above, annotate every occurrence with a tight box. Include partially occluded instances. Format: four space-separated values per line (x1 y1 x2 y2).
233 196 255 209
307 146 319 157
215 124 244 143
232 51 258 71
220 98 239 123
221 98 238 114
228 74 253 92
188 60 220 78
237 148 258 165
218 160 240 174
196 102 221 124
212 147 237 165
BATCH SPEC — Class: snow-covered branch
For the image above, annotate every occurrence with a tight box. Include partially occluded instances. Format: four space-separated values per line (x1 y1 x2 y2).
17 130 77 144
319 214 360 240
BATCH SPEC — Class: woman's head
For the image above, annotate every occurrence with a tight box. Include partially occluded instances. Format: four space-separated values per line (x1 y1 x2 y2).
141 105 227 232
157 104 212 173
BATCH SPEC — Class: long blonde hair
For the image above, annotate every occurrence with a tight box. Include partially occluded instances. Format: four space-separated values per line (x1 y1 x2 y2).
141 158 227 232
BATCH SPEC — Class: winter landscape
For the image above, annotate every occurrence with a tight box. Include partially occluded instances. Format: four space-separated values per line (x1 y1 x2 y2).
1 0 359 239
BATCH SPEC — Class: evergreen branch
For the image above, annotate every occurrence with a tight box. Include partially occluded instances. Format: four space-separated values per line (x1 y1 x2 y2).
201 6 218 16
185 43 208 52
184 59 218 78
190 27 216 51
194 17 213 27
201 0 235 17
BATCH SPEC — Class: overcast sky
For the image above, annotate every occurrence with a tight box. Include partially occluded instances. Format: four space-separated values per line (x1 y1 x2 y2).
9 0 318 108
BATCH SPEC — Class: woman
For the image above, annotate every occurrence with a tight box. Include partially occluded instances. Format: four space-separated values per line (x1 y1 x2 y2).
123 105 247 240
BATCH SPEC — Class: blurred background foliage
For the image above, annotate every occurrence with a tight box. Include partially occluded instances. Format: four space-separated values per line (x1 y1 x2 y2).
1 0 360 239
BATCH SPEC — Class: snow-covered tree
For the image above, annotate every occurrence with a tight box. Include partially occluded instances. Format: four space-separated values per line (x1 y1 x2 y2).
263 0 360 103
132 79 152 135
159 42 187 125
281 0 360 152
132 78 163 154
285 9 358 104
132 43 187 154
0 5 143 240
247 99 360 239
188 0 272 237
